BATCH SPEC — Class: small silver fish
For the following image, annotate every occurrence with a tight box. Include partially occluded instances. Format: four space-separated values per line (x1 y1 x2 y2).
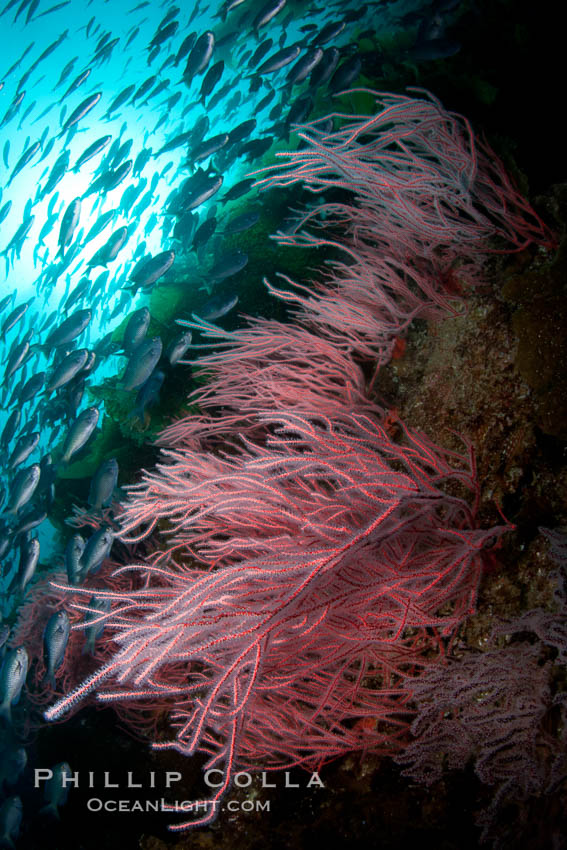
43 612 70 689
0 647 29 724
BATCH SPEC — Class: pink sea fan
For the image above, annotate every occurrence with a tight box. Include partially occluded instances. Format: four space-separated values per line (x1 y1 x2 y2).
158 315 385 450
255 89 555 269
44 412 505 828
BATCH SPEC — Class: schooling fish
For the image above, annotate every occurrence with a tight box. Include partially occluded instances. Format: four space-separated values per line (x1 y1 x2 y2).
14 536 40 594
57 198 81 259
122 337 163 391
39 762 72 819
59 90 101 136
123 306 150 353
0 90 25 129
46 348 89 392
73 134 111 171
65 534 85 586
60 407 99 465
253 0 286 33
89 458 118 510
0 648 28 724
42 612 70 689
4 464 40 516
79 526 114 576
127 250 175 291
41 149 70 198
255 44 301 75
197 292 239 321
6 140 40 186
183 30 214 86
58 67 91 103
166 329 192 365
209 250 248 282
45 308 91 348
87 226 128 267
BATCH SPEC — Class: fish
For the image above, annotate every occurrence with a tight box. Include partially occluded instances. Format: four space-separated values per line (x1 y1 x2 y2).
130 74 157 103
166 330 192 366
142 77 170 104
59 67 91 103
45 308 91 349
210 250 248 282
172 171 223 214
65 534 85 586
407 38 461 62
59 90 101 136
133 146 152 174
79 526 114 576
87 226 128 267
9 432 40 469
329 54 362 93
216 0 246 21
14 536 40 594
42 612 70 689
221 177 256 203
174 32 196 65
89 458 118 509
82 597 111 654
6 140 40 186
183 30 215 86
0 90 25 129
227 118 257 145
248 37 273 68
46 349 89 392
309 46 339 88
223 210 260 234
37 2 71 19
123 307 150 353
154 131 193 157
0 747 27 791
285 47 323 86
122 337 163 391
149 19 178 51
1 301 31 337
60 406 99 465
3 342 30 384
312 20 346 45
125 26 140 48
19 372 46 405
57 198 81 259
192 216 217 251
73 134 111 171
82 209 115 244
198 59 224 105
0 796 23 848
255 44 301 75
127 250 175 291
0 200 12 226
130 368 165 422
39 762 72 819
196 292 240 322
253 0 287 33
4 465 41 516
0 411 21 449
192 133 229 163
40 150 70 198
0 647 28 723
91 36 120 66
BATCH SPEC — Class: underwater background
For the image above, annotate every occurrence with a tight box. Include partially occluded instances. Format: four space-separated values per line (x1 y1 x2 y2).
0 0 565 847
